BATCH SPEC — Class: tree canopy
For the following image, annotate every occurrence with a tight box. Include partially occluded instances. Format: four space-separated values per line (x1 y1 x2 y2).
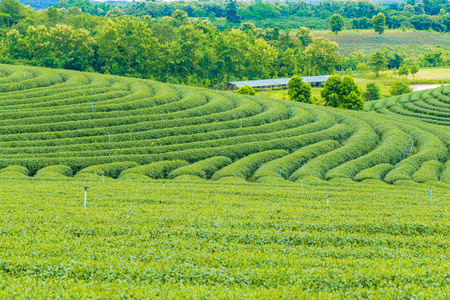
368 51 387 77
321 75 364 110
287 75 312 103
330 14 344 34
372 13 386 35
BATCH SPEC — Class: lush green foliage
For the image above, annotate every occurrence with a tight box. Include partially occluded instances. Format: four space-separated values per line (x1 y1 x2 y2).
390 81 413 96
287 75 311 103
330 14 345 34
372 13 386 35
0 179 449 297
369 51 387 77
0 65 447 187
121 160 189 179
236 84 255 95
364 83 381 101
322 75 364 110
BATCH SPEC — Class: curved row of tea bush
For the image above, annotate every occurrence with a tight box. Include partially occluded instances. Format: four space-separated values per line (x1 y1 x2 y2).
366 85 450 126
0 64 447 185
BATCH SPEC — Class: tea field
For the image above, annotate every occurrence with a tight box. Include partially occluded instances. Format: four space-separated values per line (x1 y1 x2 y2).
0 179 449 298
365 86 450 127
0 64 449 297
315 30 450 57
0 64 449 186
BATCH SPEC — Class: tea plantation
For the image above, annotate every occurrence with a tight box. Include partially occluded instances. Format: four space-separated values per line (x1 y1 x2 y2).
0 64 450 298
0 64 449 184
365 87 450 127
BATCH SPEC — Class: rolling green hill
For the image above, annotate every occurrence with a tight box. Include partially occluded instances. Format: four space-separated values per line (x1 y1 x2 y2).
365 86 450 126
0 64 449 185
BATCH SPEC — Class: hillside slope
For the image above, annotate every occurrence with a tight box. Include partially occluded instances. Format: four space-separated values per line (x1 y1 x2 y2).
365 87 450 126
0 64 449 185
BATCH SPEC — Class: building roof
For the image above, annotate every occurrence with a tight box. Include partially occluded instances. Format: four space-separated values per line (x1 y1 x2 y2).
228 75 331 88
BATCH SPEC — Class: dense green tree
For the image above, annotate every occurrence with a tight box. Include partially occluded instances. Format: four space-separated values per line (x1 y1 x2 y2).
321 75 364 110
330 14 344 34
225 0 241 23
236 84 255 95
368 51 387 77
397 65 409 78
296 27 313 47
0 0 23 26
410 64 420 78
364 83 380 101
287 75 312 103
247 38 278 78
390 81 412 96
423 51 443 65
302 38 341 75
373 13 386 35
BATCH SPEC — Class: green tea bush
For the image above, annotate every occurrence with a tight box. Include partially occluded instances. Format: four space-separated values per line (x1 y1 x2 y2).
170 156 232 179
77 161 139 178
326 115 411 180
0 165 29 176
441 161 450 184
253 140 340 181
0 171 30 179
35 165 73 177
212 150 288 180
354 164 394 181
121 160 189 179
412 160 443 183
293 115 378 180
384 123 448 183
118 173 153 181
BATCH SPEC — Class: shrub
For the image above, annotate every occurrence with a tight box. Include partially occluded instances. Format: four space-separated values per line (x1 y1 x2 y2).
77 161 139 178
412 160 443 183
212 150 288 180
36 165 73 177
354 164 394 181
169 156 232 179
253 140 340 181
121 160 189 179
442 161 450 184
0 165 29 176
236 84 256 95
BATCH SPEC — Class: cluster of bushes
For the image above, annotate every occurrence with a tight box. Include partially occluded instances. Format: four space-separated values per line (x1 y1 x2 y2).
213 150 288 180
384 122 448 183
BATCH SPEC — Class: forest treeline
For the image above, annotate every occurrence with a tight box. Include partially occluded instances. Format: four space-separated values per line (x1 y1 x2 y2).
0 0 448 87
51 0 450 32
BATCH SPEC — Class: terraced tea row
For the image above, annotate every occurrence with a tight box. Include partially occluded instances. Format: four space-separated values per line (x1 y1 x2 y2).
365 85 450 126
0 64 449 185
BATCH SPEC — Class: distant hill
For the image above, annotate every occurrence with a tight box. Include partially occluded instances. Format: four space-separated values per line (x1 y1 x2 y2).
20 0 57 9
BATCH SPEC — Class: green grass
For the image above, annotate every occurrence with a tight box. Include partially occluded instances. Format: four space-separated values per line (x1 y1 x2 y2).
257 68 450 102
0 178 449 298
